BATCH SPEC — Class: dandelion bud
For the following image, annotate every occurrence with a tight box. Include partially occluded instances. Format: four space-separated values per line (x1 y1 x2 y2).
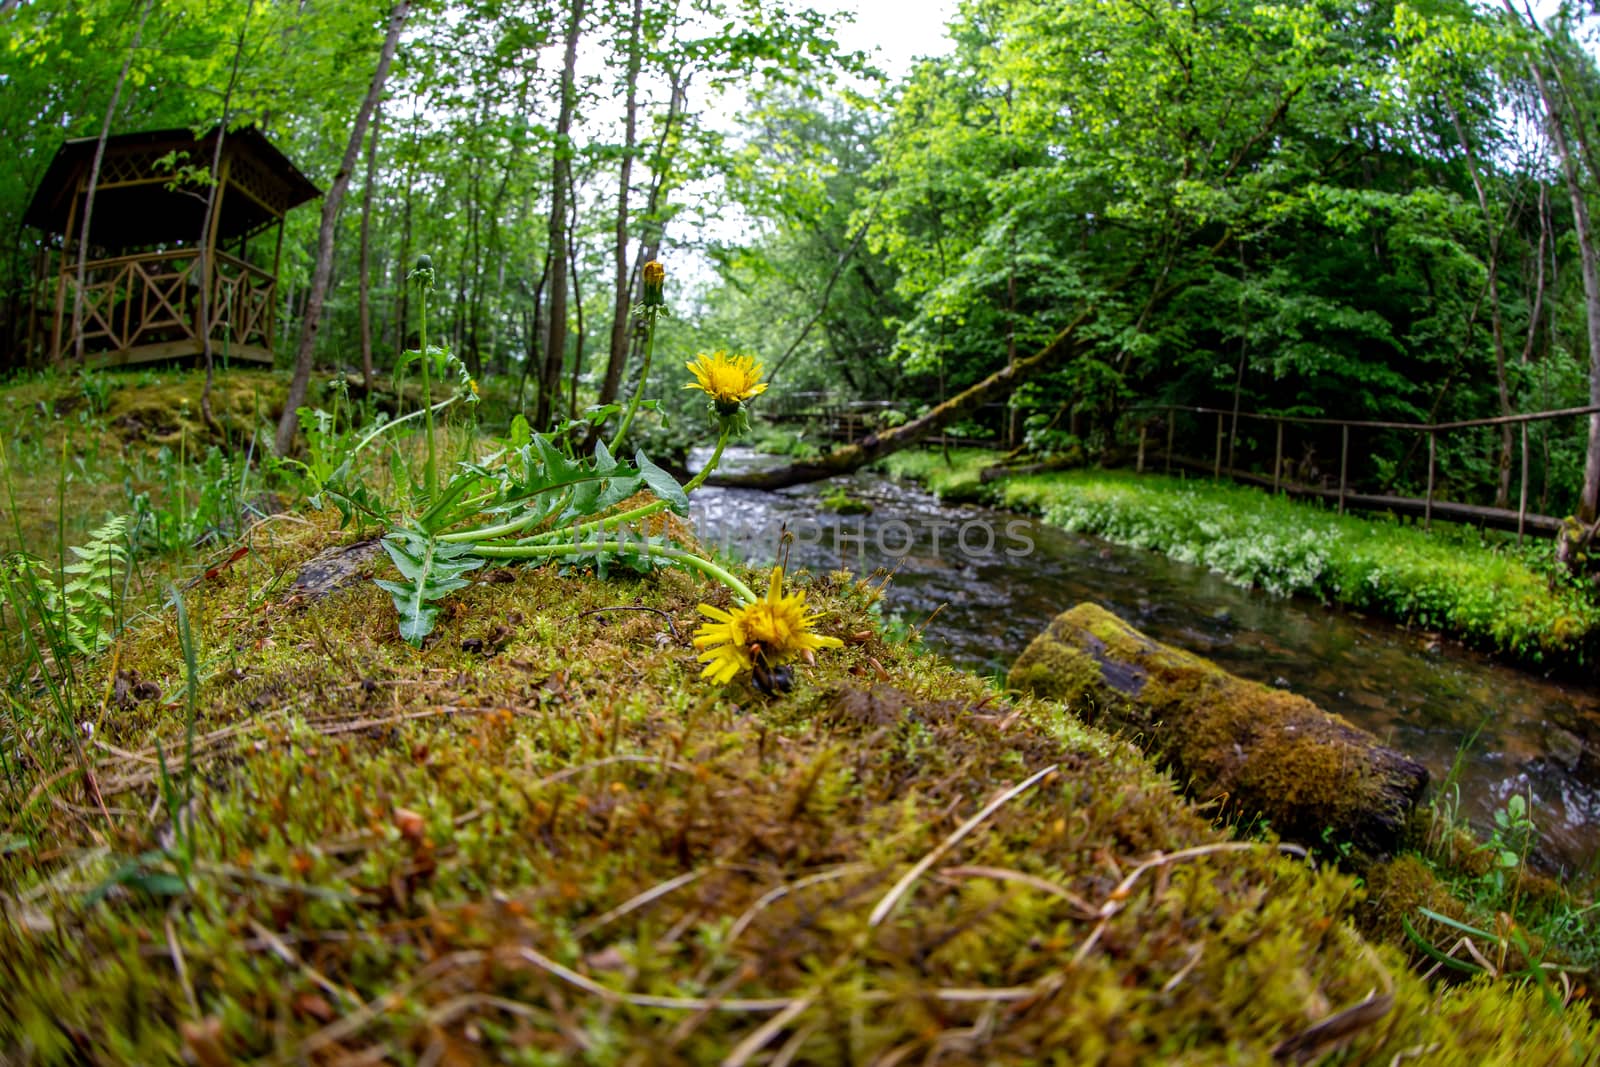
411 253 435 290
642 260 666 308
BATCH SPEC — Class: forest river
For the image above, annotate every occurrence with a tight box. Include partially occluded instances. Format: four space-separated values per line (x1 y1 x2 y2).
690 448 1600 873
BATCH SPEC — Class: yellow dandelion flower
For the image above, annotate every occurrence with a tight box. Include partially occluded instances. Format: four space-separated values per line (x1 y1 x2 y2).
694 566 843 687
684 350 768 413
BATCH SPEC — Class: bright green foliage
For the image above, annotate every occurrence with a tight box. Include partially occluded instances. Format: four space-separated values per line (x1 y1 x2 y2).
886 451 1600 663
3 514 130 666
700 0 1593 514
58 514 129 655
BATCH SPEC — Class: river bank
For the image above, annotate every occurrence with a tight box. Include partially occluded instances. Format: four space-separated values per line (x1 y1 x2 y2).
882 449 1600 672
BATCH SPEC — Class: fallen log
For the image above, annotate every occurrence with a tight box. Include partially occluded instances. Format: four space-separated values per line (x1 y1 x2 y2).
1008 603 1427 853
707 307 1095 490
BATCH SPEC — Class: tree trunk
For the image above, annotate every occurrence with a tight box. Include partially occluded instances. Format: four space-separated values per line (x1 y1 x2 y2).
275 0 411 456
358 100 383 387
199 0 254 431
461 125 482 376
535 0 584 431
394 106 420 364
71 0 153 364
1510 2 1600 521
518 252 550 413
599 0 644 411
567 171 585 421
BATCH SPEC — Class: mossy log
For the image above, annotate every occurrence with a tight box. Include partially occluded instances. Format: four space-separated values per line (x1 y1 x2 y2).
1009 603 1428 852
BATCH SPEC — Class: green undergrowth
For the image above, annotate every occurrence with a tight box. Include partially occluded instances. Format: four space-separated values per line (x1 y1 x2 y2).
883 450 1600 668
2 508 1597 1063
0 368 295 559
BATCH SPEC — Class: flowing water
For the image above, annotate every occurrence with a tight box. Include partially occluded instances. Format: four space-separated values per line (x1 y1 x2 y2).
690 448 1600 872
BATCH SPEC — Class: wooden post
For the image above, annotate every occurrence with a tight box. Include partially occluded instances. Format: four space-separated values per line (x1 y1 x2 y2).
1165 407 1174 475
1338 423 1349 515
1425 431 1435 532
1137 422 1147 473
1214 413 1224 478
1518 421 1529 546
51 175 84 365
1273 421 1283 494
201 153 232 343
269 216 286 348
25 247 40 365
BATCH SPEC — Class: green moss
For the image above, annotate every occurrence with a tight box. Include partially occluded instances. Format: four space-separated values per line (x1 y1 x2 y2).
1 420 1595 1061
0 524 1590 1061
1010 603 1426 853
819 486 872 515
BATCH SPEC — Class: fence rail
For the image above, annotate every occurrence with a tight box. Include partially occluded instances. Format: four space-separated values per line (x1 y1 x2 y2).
51 248 276 363
1127 402 1600 541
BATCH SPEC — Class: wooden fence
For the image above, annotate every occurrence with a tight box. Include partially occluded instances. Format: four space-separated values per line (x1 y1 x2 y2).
1128 403 1600 541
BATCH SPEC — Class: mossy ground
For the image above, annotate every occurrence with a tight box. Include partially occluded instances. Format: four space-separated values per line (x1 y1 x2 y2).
1 376 1597 1063
881 450 1600 669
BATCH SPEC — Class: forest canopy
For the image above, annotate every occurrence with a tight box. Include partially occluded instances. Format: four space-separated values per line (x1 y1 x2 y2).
3 0 1600 519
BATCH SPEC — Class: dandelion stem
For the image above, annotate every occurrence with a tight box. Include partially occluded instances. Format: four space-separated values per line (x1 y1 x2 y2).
475 540 756 603
352 395 460 457
609 306 660 456
418 272 437 500
684 429 729 493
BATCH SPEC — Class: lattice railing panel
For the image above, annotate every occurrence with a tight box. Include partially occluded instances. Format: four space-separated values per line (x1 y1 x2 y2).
57 250 276 358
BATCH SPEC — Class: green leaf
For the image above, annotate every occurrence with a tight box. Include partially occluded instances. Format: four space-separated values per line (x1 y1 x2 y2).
507 414 531 450
1416 907 1494 941
377 528 485 645
127 872 189 897
1401 914 1487 976
636 451 689 516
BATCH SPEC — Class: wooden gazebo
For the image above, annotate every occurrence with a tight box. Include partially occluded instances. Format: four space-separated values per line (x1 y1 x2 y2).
24 126 320 367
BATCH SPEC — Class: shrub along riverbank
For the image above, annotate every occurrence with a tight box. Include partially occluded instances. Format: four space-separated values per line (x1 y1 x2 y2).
883 450 1600 670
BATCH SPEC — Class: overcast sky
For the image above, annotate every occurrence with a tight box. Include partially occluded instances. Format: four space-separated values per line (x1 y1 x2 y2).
810 0 959 80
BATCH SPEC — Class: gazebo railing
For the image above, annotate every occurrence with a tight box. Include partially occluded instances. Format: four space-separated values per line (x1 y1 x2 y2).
54 248 276 361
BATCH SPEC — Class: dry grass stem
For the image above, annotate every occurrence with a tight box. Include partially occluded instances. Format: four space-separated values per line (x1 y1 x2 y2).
869 764 1058 928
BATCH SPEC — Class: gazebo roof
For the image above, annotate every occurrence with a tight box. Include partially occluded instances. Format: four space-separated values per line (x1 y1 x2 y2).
23 125 321 250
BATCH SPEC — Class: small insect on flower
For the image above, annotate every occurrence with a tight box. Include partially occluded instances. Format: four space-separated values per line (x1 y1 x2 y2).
684 350 769 415
694 565 843 691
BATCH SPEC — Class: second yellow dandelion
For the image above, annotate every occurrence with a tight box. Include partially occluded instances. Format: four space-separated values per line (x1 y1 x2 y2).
684 350 768 415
